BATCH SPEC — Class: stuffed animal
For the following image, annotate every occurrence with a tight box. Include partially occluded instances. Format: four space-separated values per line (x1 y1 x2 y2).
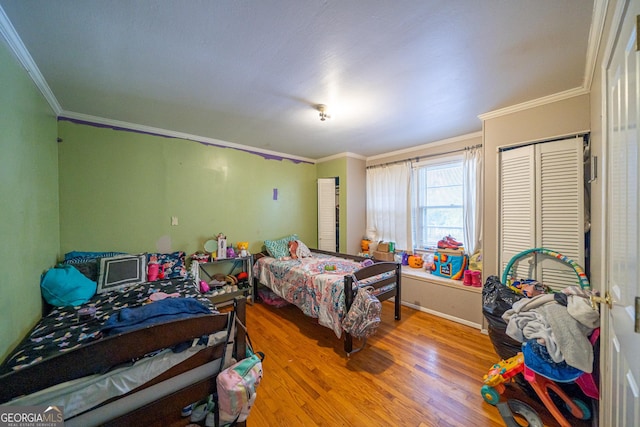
237 241 250 257
288 240 299 259
227 246 236 258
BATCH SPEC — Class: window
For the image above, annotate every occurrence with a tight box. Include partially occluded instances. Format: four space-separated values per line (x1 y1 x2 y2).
413 157 464 249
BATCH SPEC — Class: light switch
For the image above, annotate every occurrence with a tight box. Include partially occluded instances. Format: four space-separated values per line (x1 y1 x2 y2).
171 216 178 226
635 297 640 334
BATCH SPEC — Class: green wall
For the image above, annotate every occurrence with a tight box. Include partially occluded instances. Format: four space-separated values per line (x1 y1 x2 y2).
317 157 347 252
0 41 59 360
58 121 318 257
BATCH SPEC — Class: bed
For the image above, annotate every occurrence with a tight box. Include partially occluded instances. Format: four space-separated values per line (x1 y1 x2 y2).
0 276 248 426
253 247 401 354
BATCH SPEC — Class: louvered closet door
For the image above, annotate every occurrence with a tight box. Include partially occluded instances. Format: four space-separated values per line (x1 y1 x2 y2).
535 137 584 291
318 178 337 252
499 137 584 290
499 145 536 280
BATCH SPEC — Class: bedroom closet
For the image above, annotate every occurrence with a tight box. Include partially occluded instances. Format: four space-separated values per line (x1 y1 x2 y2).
318 177 339 252
498 134 589 290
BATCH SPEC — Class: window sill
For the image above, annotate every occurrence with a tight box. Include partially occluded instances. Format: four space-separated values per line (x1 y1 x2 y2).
400 265 482 293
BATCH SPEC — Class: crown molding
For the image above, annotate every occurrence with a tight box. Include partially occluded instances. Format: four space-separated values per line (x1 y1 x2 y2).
59 111 316 164
478 86 589 121
316 152 367 163
583 0 609 90
0 5 61 115
366 131 482 162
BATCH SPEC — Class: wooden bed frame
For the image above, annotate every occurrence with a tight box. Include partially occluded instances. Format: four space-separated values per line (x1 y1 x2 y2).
0 297 247 427
254 249 401 355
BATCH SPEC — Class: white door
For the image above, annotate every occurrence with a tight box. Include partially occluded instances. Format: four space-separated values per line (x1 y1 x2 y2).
499 145 536 278
318 178 337 251
535 137 585 291
603 1 640 425
498 137 584 290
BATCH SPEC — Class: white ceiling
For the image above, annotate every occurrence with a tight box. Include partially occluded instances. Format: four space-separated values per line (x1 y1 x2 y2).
0 0 595 161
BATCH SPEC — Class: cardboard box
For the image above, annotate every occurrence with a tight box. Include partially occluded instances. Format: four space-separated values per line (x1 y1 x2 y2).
436 248 465 256
377 242 390 252
373 250 395 261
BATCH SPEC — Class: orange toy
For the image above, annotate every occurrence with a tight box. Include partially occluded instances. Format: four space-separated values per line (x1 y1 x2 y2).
408 255 424 268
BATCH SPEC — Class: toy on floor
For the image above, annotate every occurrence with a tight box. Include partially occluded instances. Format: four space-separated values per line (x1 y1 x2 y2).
481 352 525 405
497 400 543 427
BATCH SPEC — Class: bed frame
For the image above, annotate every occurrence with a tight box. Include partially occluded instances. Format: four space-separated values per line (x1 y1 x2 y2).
255 249 401 355
0 297 247 427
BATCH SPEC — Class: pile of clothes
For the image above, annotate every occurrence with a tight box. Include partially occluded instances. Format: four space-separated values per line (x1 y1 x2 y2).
502 286 599 380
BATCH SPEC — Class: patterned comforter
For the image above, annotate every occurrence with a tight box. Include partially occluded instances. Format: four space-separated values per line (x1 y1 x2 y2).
253 253 364 337
0 278 214 374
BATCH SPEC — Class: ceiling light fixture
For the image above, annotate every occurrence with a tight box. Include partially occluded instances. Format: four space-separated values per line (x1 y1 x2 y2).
316 104 330 121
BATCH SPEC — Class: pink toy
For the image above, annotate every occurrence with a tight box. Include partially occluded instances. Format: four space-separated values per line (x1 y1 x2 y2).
199 280 210 293
149 292 180 301
147 263 159 281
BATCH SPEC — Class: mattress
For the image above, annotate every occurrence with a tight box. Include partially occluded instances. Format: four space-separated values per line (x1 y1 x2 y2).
0 278 213 374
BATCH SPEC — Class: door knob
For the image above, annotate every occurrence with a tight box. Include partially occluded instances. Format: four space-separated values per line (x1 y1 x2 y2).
590 293 612 310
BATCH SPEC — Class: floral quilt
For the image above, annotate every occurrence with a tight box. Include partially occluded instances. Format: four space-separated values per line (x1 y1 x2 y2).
0 278 214 374
253 253 364 337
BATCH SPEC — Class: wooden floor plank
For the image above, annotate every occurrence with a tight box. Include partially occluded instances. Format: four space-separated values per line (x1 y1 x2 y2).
170 300 596 426
248 301 595 427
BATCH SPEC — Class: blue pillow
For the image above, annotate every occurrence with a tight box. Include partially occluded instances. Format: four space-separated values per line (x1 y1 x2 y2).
64 251 125 264
41 264 97 307
264 234 298 259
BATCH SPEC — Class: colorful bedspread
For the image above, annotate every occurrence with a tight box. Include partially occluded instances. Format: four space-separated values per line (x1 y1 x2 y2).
0 278 214 374
253 253 363 337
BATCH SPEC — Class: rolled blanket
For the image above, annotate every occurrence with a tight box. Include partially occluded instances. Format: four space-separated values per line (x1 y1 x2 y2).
102 298 211 335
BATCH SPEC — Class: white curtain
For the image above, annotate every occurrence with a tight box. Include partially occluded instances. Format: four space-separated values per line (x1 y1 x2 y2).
366 162 412 251
463 146 483 255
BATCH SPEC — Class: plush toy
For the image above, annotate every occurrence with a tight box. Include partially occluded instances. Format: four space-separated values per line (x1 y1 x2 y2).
237 242 250 257
199 280 210 293
288 240 299 259
226 246 236 258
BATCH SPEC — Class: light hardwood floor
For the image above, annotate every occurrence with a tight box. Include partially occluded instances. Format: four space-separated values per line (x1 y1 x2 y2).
171 299 594 426
244 300 592 427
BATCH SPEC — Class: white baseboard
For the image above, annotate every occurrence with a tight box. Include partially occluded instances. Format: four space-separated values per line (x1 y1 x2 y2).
401 301 482 330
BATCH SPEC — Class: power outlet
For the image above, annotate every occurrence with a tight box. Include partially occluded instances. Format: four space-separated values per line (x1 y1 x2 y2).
171 216 178 226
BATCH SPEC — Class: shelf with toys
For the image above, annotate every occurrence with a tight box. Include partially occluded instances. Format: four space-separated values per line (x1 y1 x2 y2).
190 236 254 308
